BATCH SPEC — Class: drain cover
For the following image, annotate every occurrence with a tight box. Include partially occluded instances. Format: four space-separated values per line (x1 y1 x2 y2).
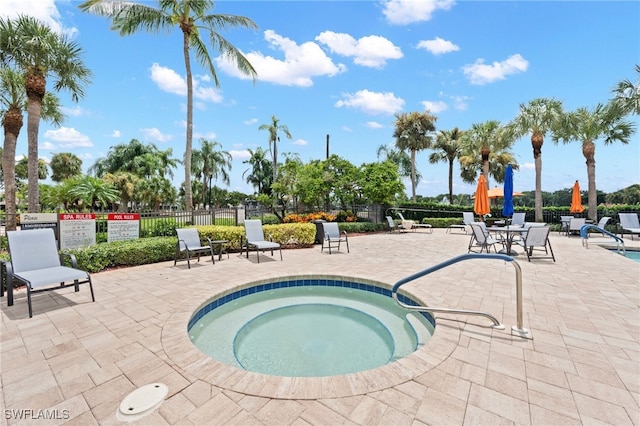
117 383 168 421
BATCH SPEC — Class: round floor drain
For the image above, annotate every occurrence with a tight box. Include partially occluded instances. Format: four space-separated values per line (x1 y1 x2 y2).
116 383 168 422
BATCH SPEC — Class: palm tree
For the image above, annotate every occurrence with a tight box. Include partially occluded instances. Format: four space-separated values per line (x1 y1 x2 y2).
67 175 120 211
507 98 564 221
79 0 258 210
553 102 636 221
376 144 419 184
242 147 272 195
428 128 464 204
392 111 437 201
459 120 518 186
191 138 232 207
612 64 640 116
50 152 83 182
259 115 292 190
0 15 92 213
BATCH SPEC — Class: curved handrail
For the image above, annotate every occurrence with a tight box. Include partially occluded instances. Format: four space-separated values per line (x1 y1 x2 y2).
392 253 529 338
580 224 625 253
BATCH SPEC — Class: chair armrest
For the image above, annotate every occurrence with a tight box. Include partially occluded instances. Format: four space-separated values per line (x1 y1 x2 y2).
341 230 348 238
60 252 80 269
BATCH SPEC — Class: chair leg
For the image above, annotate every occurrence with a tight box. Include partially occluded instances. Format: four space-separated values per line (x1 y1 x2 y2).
345 238 349 253
548 241 556 262
27 286 33 318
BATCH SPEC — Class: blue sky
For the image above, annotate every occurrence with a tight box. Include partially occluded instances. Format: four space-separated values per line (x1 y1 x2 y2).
3 0 639 198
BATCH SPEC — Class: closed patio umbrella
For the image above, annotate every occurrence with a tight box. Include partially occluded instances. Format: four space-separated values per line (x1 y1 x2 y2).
570 180 584 213
474 175 490 217
502 165 514 218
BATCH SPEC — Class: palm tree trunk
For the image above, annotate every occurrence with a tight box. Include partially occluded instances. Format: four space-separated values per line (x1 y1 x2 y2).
583 141 597 221
26 96 42 213
183 32 193 211
534 155 542 222
410 149 416 201
3 110 21 231
448 158 454 204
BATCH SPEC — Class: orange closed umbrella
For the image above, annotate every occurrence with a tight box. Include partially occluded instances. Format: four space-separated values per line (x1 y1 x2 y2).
474 175 490 216
570 180 584 213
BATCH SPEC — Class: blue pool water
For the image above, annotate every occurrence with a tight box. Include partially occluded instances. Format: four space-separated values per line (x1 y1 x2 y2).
188 278 435 377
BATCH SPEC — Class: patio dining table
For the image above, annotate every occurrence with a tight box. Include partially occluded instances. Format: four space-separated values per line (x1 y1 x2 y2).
486 225 529 256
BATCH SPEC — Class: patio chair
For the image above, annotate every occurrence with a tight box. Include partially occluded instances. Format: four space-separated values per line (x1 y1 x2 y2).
511 212 526 227
447 211 474 234
399 212 433 233
468 223 503 253
559 215 574 236
397 212 416 232
242 219 282 263
386 216 402 233
568 218 586 237
518 226 555 262
174 228 216 269
321 222 349 254
618 213 640 240
6 228 95 318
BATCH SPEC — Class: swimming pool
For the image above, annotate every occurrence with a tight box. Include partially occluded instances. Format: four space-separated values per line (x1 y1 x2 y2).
188 277 435 377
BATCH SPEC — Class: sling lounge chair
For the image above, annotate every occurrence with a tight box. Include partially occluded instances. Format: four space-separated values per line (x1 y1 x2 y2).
242 219 282 263
175 228 216 269
321 222 349 254
6 228 95 318
398 212 433 233
619 213 640 240
518 226 555 262
448 211 474 234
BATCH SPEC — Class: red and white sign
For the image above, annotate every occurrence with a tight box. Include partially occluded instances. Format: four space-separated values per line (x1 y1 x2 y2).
108 213 140 242
59 213 96 249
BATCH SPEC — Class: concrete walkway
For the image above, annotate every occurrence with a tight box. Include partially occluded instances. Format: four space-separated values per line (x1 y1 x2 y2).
1 229 638 425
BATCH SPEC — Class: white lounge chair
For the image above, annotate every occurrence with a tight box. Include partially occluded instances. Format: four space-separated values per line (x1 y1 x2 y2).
447 211 474 234
619 213 640 240
518 226 555 262
386 216 402 233
568 218 586 237
398 212 433 233
243 219 282 263
5 228 95 318
397 212 416 232
174 228 216 269
468 223 503 253
321 222 349 254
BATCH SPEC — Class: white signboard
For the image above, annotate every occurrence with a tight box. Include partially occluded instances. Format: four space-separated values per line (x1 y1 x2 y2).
20 213 58 232
59 213 96 250
108 213 140 242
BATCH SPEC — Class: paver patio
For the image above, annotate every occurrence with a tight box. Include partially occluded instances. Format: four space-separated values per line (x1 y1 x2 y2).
1 229 638 425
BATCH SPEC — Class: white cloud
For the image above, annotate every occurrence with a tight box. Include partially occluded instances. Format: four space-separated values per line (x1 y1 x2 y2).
193 131 217 140
382 0 455 25
216 30 346 87
229 150 251 160
292 139 308 146
366 121 384 129
422 100 448 114
462 54 529 85
316 31 402 69
417 37 459 55
335 90 405 115
141 127 173 143
41 142 56 150
44 127 93 148
451 95 469 111
244 118 258 125
522 162 535 170
0 0 77 37
110 130 121 138
61 105 87 117
149 63 223 102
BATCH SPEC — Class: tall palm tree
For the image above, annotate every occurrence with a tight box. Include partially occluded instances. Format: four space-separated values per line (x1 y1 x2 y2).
79 0 258 210
459 120 518 186
242 147 272 196
553 102 636 221
191 138 232 207
0 15 92 213
507 98 563 221
428 128 464 204
50 152 83 182
392 111 437 201
612 64 640 116
259 115 292 189
376 144 419 184
68 175 120 211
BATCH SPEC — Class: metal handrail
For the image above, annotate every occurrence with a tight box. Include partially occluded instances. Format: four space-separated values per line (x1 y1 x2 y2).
392 253 529 338
580 224 625 254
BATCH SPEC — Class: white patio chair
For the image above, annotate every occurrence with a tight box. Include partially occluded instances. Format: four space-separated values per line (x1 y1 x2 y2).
510 212 526 227
568 218 586 237
619 213 640 240
468 223 503 253
6 228 95 318
519 226 555 262
321 222 349 254
242 219 282 263
174 228 216 269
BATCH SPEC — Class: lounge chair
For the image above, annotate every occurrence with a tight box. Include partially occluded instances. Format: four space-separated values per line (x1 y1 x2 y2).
386 216 402 233
559 215 574 236
174 228 216 269
468 223 503 253
510 212 526 227
447 211 474 234
242 219 282 263
568 218 586 237
397 212 416 232
321 222 349 254
517 226 555 262
619 213 640 240
398 212 433 233
5 228 95 318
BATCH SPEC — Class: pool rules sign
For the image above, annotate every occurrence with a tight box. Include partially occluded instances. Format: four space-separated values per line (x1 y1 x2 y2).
59 213 96 249
107 213 140 242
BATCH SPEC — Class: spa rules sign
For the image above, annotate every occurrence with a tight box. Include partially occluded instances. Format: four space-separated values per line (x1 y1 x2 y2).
107 213 140 242
59 213 96 249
